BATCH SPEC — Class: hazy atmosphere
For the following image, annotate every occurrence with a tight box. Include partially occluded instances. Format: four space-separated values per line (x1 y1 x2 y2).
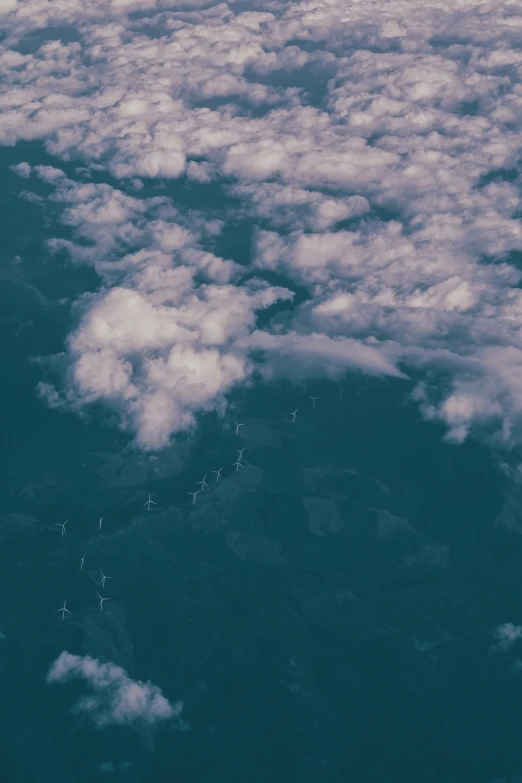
2 0 522 780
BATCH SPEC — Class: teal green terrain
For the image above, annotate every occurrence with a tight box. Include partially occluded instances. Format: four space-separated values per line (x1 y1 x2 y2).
2 143 522 781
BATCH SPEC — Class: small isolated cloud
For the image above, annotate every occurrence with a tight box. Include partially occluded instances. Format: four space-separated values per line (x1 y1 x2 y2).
46 651 188 730
492 623 522 652
10 162 30 177
99 761 133 774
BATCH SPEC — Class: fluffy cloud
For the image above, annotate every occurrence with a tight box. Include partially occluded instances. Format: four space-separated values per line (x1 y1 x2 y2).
46 651 187 729
4 0 522 447
26 166 293 448
230 183 370 232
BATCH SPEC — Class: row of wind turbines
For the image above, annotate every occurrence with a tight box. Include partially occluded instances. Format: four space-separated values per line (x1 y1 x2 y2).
144 395 333 511
186 444 245 506
54 384 357 618
55 516 114 618
182 399 318 507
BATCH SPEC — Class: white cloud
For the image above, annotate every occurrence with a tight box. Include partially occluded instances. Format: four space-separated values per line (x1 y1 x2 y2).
230 182 370 232
31 170 293 448
10 161 30 177
46 650 187 729
0 0 17 12
3 0 522 447
243 330 405 382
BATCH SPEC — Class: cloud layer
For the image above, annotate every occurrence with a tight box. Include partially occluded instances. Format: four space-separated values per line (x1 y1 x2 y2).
46 650 186 729
3 0 522 447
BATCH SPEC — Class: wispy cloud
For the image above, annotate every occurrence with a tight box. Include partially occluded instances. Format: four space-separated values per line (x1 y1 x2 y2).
46 651 187 729
492 623 522 653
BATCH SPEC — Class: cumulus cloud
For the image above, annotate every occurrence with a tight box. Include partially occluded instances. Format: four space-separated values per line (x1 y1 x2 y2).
230 183 370 232
27 166 293 448
3 0 522 447
46 651 187 729
10 161 30 177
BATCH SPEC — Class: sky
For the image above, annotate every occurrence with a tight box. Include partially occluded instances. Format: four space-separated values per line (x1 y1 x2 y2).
3 0 522 781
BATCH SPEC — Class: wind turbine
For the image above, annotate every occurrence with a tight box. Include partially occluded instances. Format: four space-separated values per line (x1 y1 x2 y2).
237 447 246 458
55 519 69 536
143 493 156 511
232 459 243 472
98 570 112 588
197 475 209 491
212 467 224 481
234 421 244 435
80 552 87 571
339 387 347 399
55 599 71 620
188 490 200 505
98 517 105 529
97 593 111 611
290 409 298 423
309 396 319 408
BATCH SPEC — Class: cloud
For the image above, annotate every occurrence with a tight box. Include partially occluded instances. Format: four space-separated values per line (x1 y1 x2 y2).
230 183 370 232
243 330 405 381
0 0 17 12
29 168 293 448
38 275 290 449
10 161 30 177
46 651 187 729
3 0 522 448
492 623 522 653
